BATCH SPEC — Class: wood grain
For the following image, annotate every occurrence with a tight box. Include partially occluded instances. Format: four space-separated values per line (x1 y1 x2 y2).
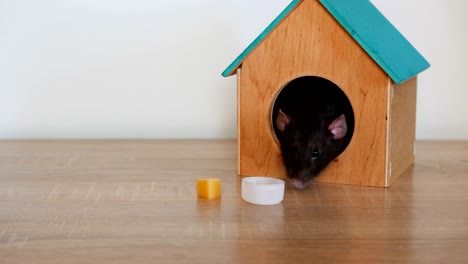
388 76 417 186
237 68 242 174
1 140 468 264
239 0 390 186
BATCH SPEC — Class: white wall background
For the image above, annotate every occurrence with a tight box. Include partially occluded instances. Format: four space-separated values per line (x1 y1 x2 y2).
0 0 466 139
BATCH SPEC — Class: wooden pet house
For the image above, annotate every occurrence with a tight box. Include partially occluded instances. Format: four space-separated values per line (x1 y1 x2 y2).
222 0 429 187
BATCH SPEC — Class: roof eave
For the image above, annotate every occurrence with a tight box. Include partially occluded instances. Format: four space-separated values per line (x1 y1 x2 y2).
221 0 302 77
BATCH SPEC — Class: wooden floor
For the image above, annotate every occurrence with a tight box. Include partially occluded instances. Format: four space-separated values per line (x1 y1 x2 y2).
0 140 467 264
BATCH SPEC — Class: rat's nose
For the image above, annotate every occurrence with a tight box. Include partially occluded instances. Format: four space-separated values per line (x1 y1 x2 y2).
290 170 313 189
290 178 308 189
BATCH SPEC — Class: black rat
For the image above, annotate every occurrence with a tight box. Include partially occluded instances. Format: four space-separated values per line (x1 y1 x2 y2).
273 76 354 189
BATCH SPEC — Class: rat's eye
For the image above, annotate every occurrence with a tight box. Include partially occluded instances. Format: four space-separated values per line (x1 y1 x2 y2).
311 149 321 160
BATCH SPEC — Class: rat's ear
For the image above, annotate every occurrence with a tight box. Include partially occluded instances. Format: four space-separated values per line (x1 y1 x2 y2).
276 109 291 132
328 114 347 139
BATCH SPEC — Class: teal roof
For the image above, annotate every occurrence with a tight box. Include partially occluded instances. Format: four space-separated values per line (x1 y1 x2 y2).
222 0 430 84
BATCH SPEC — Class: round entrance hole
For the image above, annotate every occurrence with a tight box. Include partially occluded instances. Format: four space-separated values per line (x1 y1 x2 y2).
270 76 355 157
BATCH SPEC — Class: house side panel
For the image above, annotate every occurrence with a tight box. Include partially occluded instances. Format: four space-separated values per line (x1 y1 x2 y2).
388 76 417 186
237 68 242 174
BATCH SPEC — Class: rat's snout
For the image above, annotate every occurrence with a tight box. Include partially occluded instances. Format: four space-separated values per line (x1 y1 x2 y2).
290 170 313 189
290 178 308 189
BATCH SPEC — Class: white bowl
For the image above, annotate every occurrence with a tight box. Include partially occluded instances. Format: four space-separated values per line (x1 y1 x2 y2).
241 177 285 205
